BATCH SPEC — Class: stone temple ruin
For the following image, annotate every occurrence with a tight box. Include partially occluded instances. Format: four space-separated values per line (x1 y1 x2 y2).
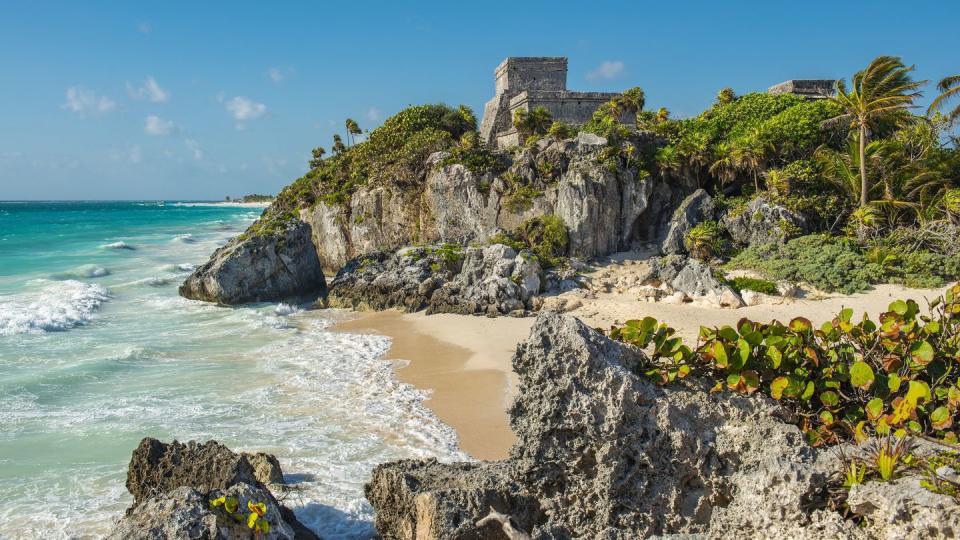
478 57 837 149
480 57 621 149
767 79 837 99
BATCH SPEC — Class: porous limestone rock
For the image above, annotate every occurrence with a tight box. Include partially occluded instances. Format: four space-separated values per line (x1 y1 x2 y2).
722 196 808 247
365 314 867 538
327 244 543 316
660 188 716 255
116 438 319 540
645 256 744 308
179 219 326 305
108 484 295 540
846 476 960 539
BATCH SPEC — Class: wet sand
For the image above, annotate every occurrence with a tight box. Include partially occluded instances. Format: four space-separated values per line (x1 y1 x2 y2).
334 310 534 460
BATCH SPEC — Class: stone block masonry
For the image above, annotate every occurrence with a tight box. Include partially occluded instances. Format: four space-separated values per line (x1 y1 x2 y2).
480 57 621 149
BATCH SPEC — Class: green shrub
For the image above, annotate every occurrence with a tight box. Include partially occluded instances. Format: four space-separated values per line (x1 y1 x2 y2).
489 215 569 268
608 284 960 447
685 221 725 260
728 234 960 293
729 276 778 295
503 185 544 212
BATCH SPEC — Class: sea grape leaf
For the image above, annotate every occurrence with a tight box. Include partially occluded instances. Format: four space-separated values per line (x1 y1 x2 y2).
850 361 875 390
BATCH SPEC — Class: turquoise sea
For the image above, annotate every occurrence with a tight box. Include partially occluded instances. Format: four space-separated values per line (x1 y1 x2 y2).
0 201 464 539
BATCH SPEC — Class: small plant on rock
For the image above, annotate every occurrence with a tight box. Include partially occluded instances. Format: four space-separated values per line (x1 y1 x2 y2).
685 221 725 260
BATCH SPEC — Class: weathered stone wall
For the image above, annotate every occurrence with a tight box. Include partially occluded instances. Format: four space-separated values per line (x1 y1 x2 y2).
767 79 837 99
494 56 567 94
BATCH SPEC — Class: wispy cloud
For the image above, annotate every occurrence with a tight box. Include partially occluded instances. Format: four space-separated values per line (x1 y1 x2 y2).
225 96 267 129
586 60 625 81
144 115 175 136
127 76 170 103
184 139 203 160
366 107 381 122
137 22 152 34
267 66 294 83
62 86 116 115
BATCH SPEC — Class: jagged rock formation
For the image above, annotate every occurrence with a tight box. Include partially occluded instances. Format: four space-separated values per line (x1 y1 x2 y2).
179 220 326 305
641 255 745 308
722 196 808 247
660 188 716 255
110 438 319 540
366 313 954 539
327 244 543 316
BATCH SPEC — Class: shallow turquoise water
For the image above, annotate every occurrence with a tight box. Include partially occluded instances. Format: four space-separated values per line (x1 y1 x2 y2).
0 201 463 539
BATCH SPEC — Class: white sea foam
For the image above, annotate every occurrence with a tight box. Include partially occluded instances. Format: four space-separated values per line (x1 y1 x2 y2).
163 263 196 273
50 264 111 280
274 302 302 316
171 233 196 243
100 241 135 250
0 280 110 335
128 276 172 287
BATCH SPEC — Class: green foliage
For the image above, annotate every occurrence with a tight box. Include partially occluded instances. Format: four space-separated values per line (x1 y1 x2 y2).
490 215 569 268
513 107 553 140
547 120 574 141
503 185 544 212
729 276 778 295
608 284 960 448
728 234 960 293
209 496 271 534
441 132 504 174
684 221 725 260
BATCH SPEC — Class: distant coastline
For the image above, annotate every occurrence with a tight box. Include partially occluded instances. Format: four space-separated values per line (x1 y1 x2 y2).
172 201 270 208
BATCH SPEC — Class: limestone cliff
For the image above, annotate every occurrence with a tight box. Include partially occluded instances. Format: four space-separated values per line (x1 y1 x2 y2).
181 131 695 305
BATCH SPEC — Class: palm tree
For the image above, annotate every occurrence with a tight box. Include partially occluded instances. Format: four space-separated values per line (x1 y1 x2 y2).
709 143 738 186
929 75 960 126
716 87 736 106
619 87 645 127
732 137 771 192
345 118 361 146
655 107 670 123
332 134 346 156
309 146 326 169
823 56 925 207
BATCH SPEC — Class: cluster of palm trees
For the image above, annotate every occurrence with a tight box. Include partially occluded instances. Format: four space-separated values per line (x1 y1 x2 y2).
820 56 959 210
309 118 365 168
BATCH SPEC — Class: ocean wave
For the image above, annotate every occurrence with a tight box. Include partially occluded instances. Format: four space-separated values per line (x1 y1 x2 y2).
50 264 111 280
163 263 196 273
171 234 196 244
127 277 172 287
100 241 135 250
0 280 110 335
274 303 303 316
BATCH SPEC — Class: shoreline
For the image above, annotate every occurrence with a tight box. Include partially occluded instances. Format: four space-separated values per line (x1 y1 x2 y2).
334 310 534 460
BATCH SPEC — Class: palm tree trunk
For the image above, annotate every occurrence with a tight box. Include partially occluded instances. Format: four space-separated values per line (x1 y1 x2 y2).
859 123 869 207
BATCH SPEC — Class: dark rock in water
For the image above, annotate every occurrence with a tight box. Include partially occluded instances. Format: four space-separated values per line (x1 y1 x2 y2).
179 219 326 305
365 459 542 539
113 437 320 540
660 188 716 255
327 244 542 317
722 196 808 247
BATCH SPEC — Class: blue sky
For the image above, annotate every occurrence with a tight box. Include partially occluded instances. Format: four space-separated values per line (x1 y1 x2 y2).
0 1 956 200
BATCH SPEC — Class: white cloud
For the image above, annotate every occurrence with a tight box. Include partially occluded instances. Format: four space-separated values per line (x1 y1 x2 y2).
129 145 142 164
225 96 267 129
144 115 175 136
63 86 116 115
137 22 152 34
267 66 294 82
184 139 203 160
366 107 381 122
127 76 170 103
586 60 625 81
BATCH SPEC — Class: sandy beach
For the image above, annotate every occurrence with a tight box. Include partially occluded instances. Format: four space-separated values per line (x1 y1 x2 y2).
335 310 534 460
331 270 949 463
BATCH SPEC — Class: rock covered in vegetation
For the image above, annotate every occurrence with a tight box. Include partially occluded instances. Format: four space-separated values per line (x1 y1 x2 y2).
111 438 319 540
179 219 326 305
660 188 717 255
296 133 692 273
366 313 864 538
722 196 808 247
327 244 543 316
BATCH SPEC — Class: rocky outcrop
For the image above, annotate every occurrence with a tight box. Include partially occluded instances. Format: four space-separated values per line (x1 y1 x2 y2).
179 219 326 305
722 196 808 246
660 188 716 255
367 313 954 538
327 244 543 317
297 134 694 273
640 255 745 308
111 438 320 540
